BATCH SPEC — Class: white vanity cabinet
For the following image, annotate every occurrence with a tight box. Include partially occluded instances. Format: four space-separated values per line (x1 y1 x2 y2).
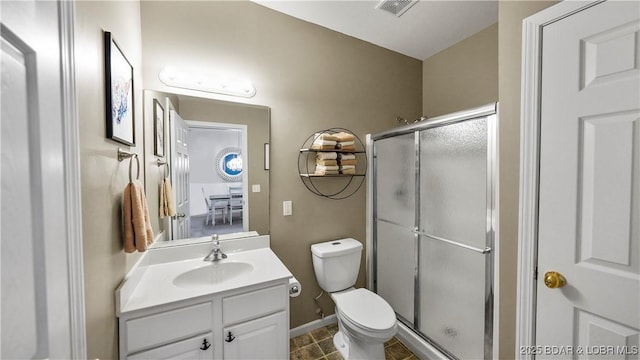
119 282 289 360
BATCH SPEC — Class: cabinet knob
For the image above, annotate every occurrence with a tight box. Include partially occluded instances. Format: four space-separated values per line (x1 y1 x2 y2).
200 338 211 350
225 331 236 342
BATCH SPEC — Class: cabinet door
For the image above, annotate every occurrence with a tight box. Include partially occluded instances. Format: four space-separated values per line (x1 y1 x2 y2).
223 311 287 359
128 333 213 360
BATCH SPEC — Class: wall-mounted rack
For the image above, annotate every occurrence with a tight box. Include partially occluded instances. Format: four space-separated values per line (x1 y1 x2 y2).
297 128 367 200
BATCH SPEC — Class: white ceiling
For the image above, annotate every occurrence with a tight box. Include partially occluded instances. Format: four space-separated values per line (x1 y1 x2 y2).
252 0 498 60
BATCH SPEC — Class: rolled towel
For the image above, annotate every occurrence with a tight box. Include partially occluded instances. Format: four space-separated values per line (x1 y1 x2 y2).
337 153 356 160
316 152 338 160
311 138 337 150
339 164 356 170
315 169 339 175
337 145 355 151
338 159 357 166
334 131 355 142
336 140 355 150
315 132 338 141
312 139 337 146
311 145 337 150
316 159 338 166
340 168 356 175
315 165 339 171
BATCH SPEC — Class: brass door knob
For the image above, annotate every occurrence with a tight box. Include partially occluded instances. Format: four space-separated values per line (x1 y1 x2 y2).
544 271 566 289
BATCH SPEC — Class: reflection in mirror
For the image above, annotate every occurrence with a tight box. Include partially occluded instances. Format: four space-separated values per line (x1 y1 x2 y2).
186 120 248 237
144 90 270 246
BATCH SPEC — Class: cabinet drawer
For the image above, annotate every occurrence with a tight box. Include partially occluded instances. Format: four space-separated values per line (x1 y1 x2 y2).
126 301 213 353
223 284 286 325
128 332 212 360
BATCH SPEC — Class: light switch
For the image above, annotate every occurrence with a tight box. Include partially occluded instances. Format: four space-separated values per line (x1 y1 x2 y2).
283 201 292 216
252 184 260 192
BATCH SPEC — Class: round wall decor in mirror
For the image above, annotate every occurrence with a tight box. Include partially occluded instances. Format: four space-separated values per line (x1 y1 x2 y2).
216 147 243 182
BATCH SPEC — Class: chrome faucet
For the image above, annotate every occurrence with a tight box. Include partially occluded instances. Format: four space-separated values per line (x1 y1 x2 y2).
204 235 227 262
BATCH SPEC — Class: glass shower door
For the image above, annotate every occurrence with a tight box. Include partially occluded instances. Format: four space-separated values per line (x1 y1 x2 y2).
417 117 493 359
373 133 416 325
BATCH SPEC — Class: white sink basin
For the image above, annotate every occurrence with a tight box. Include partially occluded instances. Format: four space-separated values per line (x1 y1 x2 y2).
173 261 254 288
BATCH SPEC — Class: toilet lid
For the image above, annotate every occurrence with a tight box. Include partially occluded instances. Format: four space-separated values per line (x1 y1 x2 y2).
333 288 396 331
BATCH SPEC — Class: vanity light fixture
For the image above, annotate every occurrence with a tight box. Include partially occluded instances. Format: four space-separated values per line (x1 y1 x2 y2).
158 66 256 98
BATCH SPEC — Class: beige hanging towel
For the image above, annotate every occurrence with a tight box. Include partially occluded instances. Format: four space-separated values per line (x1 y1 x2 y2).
160 177 176 218
123 181 154 253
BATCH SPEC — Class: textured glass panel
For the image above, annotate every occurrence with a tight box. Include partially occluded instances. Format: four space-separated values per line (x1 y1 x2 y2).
420 118 487 248
418 238 487 359
376 220 415 324
374 134 415 227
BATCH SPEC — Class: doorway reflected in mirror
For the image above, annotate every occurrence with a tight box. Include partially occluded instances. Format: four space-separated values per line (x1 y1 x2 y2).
189 123 247 237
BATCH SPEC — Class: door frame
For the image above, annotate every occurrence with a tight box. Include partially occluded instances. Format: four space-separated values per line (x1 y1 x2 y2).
515 1 604 358
184 120 249 232
59 0 87 357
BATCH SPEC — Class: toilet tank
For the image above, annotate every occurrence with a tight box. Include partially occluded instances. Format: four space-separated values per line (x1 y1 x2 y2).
311 238 363 292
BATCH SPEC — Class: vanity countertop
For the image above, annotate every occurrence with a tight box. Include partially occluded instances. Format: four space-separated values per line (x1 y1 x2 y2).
116 243 293 315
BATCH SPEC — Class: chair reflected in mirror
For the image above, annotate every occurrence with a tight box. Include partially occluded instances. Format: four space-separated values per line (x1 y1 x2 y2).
227 185 243 225
202 187 227 226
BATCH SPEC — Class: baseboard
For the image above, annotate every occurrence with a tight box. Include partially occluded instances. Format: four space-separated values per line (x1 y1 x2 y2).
396 322 448 360
289 314 337 338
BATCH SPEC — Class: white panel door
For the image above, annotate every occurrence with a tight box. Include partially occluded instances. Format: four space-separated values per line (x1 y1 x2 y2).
1 0 84 358
537 1 640 358
170 109 190 239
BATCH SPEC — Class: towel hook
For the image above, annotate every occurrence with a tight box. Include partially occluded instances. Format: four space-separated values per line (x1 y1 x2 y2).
117 148 140 183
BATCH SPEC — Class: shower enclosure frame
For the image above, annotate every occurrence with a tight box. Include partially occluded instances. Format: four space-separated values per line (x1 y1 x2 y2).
366 103 498 360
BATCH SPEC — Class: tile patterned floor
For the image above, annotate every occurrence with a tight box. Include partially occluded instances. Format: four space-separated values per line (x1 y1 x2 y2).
290 323 418 360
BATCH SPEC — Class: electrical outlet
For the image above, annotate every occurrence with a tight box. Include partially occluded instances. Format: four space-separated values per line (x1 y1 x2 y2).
283 201 292 216
252 184 260 192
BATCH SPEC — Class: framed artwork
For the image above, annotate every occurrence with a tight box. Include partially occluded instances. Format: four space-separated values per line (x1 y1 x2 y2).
153 99 165 157
104 31 135 146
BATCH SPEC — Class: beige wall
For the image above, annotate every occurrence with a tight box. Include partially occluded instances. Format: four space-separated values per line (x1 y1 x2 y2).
139 1 422 330
73 1 563 358
74 1 144 358
422 23 498 118
497 1 557 359
73 2 420 357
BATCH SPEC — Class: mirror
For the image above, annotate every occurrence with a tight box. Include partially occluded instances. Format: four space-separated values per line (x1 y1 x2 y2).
143 90 270 245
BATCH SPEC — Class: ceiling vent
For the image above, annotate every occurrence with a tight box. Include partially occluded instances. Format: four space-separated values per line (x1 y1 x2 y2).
375 0 419 17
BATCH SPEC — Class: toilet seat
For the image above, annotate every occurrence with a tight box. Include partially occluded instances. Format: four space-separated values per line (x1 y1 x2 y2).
332 288 397 335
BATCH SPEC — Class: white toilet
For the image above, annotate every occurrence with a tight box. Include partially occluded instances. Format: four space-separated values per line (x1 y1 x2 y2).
311 238 397 360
